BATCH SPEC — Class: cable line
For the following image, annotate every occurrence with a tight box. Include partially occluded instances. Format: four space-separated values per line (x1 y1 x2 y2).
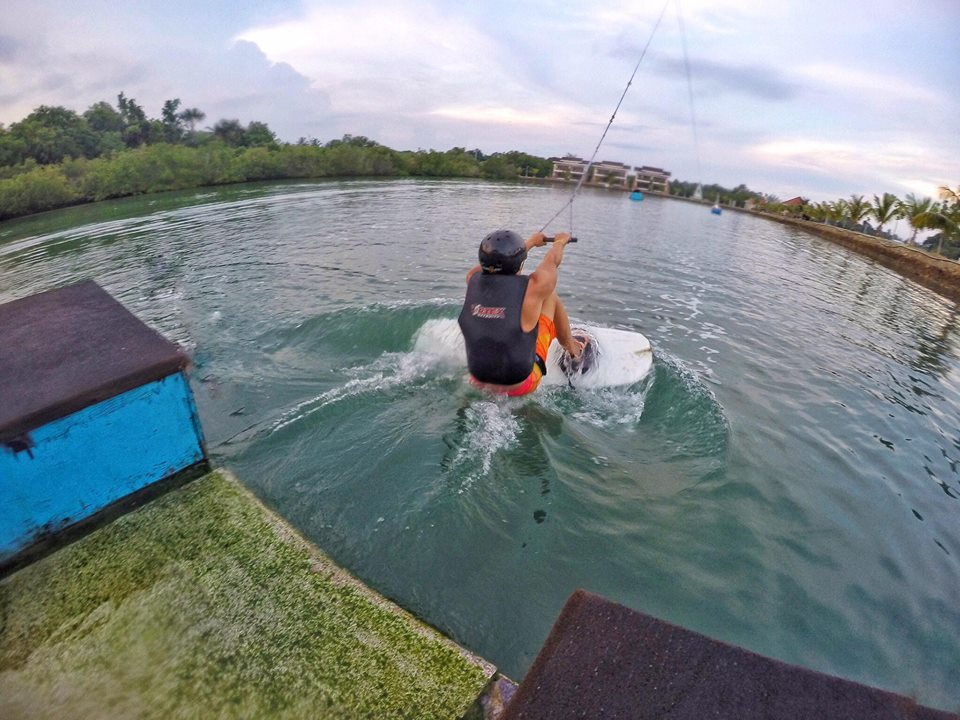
540 0 672 234
676 0 703 198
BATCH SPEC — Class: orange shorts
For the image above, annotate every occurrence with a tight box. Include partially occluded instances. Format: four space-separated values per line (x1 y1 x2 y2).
470 314 556 397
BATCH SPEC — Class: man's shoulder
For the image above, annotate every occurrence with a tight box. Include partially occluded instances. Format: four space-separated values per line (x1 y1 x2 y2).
526 267 555 295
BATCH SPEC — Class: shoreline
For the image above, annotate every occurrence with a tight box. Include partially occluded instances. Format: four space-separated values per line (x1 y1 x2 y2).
530 179 960 305
748 209 960 305
4 175 958 306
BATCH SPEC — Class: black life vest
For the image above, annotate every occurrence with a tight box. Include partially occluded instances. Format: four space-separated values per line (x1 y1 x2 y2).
458 273 537 385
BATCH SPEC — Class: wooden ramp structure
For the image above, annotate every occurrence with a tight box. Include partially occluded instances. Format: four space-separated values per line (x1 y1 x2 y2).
503 590 957 720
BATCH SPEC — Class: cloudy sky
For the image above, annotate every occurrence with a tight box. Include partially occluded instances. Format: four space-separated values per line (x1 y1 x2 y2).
2 0 958 201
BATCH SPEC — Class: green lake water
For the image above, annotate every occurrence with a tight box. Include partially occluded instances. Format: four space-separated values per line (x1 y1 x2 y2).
1 179 958 711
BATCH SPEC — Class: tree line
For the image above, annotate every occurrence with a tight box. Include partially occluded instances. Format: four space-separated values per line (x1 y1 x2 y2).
667 179 960 260
752 190 960 260
0 94 277 166
0 94 554 221
1 93 956 260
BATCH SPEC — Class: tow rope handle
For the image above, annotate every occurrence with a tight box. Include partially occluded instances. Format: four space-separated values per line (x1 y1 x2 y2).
544 236 578 243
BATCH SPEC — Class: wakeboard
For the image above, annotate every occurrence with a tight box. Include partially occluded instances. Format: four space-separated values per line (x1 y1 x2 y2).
412 319 652 390
541 325 652 389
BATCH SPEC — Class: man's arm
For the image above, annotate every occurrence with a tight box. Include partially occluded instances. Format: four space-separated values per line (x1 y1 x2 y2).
527 232 571 301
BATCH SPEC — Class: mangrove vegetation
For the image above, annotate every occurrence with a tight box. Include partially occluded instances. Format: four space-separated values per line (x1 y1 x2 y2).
0 93 552 221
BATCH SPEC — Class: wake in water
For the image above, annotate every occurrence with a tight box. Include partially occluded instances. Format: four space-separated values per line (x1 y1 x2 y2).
270 352 433 432
268 314 470 434
441 401 522 493
229 304 725 499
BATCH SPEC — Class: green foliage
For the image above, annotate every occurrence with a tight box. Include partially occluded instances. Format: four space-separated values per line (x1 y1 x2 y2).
0 165 78 219
846 194 869 223
402 147 480 177
243 121 278 149
213 118 246 147
274 144 330 177
209 119 281 149
0 126 26 166
235 146 287 180
161 99 185 143
0 140 414 219
117 92 152 147
485 151 552 178
870 191 900 233
480 154 517 180
83 101 126 134
324 134 380 149
80 143 223 200
899 193 935 243
7 106 100 164
669 179 763 207
178 107 206 134
917 186 960 257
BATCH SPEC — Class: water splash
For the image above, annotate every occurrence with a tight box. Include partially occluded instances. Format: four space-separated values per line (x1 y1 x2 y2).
443 400 521 493
270 351 445 433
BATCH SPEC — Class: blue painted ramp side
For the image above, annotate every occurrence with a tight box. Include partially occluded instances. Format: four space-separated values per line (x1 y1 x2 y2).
0 372 205 561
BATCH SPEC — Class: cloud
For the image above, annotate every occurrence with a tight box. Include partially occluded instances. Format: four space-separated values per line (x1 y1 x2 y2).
651 56 800 101
0 35 20 62
0 8 331 142
236 2 516 113
796 63 942 107
751 137 957 199
233 1 591 146
193 41 332 139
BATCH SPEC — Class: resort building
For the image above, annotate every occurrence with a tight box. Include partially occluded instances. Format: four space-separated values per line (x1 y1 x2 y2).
550 158 672 193
592 160 631 188
550 157 588 183
632 166 671 194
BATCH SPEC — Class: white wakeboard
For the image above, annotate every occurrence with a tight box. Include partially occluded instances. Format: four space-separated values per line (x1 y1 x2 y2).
541 325 652 389
413 319 652 390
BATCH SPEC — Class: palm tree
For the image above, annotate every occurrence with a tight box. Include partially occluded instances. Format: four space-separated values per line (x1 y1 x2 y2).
917 186 960 255
870 192 900 236
809 202 829 222
939 185 960 208
846 194 871 229
828 199 847 225
178 107 206 134
212 118 245 146
916 204 959 255
899 193 935 244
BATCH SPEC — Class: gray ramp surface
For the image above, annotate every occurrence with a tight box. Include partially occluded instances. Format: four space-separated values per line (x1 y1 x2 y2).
502 589 957 720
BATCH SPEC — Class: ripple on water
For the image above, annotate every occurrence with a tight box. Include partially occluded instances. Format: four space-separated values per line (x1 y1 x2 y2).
2 181 958 712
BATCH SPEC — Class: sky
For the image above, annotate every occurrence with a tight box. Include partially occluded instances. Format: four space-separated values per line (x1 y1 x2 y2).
2 0 958 202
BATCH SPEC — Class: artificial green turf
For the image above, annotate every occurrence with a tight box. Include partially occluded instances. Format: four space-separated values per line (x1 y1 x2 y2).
0 471 493 719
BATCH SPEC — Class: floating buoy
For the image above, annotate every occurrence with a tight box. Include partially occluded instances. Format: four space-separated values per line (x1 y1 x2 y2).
630 191 644 202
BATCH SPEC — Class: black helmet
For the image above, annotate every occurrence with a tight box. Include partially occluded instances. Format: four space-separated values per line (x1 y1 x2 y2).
479 229 527 274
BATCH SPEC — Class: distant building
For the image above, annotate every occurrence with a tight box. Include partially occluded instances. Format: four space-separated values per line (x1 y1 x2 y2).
550 157 587 182
592 160 631 187
550 158 672 193
632 166 671 194
783 197 805 206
